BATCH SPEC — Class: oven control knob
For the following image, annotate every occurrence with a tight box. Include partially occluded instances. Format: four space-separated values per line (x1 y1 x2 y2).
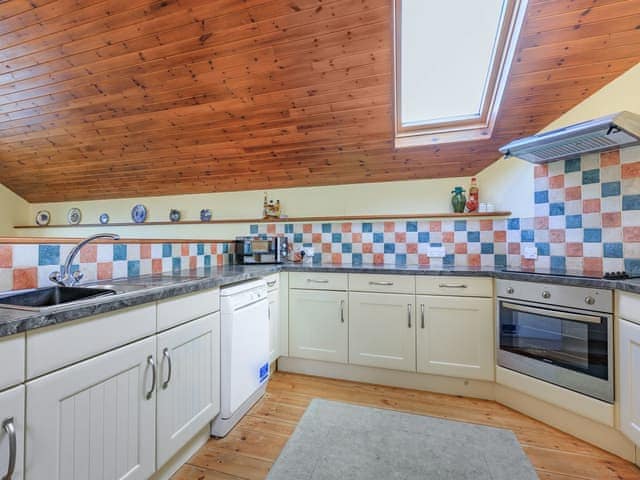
506 287 514 294
585 296 596 305
541 291 551 299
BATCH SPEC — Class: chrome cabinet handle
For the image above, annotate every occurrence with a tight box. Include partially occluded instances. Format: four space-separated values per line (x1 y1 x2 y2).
438 283 467 289
369 281 394 286
146 355 156 399
307 279 329 283
407 304 412 328
162 348 172 390
2 417 15 480
421 304 425 329
340 300 345 323
267 280 277 287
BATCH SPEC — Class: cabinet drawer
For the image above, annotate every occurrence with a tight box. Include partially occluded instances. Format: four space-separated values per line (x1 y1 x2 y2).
0 334 24 391
264 273 279 292
26 303 155 379
415 276 493 297
157 288 219 331
289 272 347 291
349 274 415 294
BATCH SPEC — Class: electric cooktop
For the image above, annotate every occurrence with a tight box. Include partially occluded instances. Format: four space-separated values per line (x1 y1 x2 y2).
501 267 638 280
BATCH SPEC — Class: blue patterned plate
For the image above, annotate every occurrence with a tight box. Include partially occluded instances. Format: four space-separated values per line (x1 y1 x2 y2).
131 204 147 223
99 213 110 224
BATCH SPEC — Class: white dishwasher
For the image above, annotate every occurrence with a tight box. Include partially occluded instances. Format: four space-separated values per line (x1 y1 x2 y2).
212 279 270 437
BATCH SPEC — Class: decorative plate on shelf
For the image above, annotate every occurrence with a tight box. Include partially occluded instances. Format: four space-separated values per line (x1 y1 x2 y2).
67 208 82 225
35 210 51 226
99 213 110 224
169 209 181 222
200 209 212 222
131 204 147 223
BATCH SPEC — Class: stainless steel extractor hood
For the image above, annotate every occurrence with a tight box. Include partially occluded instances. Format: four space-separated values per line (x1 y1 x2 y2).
499 111 640 163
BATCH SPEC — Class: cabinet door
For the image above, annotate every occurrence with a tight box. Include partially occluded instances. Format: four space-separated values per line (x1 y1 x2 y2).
289 289 348 363
156 313 220 468
349 292 415 371
0 385 24 480
268 290 280 363
619 318 640 445
26 336 156 480
416 296 494 380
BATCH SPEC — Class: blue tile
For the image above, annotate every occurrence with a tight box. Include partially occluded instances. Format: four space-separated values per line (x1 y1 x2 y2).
418 232 430 243
507 218 520 230
373 232 384 243
127 260 140 277
222 243 229 254
549 203 565 216
406 221 418 232
293 233 303 243
604 243 623 258
38 245 60 266
566 215 582 229
467 231 480 242
583 228 602 243
625 259 640 275
113 244 127 261
322 223 332 233
582 169 600 185
384 243 395 254
162 244 172 257
565 157 581 173
551 256 566 270
536 242 550 256
249 224 258 234
303 242 312 248
443 254 455 266
332 233 342 243
454 220 467 231
352 253 363 265
601 181 621 197
197 243 204 255
362 223 373 233
342 243 352 254
534 190 549 204
204 255 211 267
172 257 181 271
395 254 407 266
623 194 640 211
284 224 294 234
521 230 534 242
481 243 494 254
494 254 507 267
313 253 322 264
430 243 443 248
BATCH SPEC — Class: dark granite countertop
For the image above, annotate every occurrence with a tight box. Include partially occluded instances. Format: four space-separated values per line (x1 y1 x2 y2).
1 262 640 338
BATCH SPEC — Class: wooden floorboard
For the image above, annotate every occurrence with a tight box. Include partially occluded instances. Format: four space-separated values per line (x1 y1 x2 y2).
173 371 640 480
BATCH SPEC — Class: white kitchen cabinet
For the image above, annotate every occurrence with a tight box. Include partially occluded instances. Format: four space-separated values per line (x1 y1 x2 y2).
0 385 24 480
416 295 494 380
268 289 280 363
289 289 348 363
26 336 157 480
619 317 640 445
156 313 220 468
349 292 416 371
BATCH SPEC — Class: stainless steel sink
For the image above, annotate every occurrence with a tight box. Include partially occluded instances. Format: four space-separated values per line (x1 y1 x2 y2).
0 286 116 311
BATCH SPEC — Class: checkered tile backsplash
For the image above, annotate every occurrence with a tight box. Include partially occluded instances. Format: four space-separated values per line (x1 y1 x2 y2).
0 242 234 291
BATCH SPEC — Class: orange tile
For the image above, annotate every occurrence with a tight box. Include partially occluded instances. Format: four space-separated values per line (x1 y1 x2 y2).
266 224 276 234
331 253 342 264
521 258 535 269
602 212 621 228
189 256 197 269
468 254 481 267
140 244 151 259
97 262 113 280
0 246 11 268
352 233 362 243
584 257 603 274
565 186 581 201
623 227 640 242
534 217 548 230
322 243 331 253
303 224 312 233
622 162 640 179
312 233 322 243
454 243 467 254
534 164 548 178
79 244 97 263
442 232 454 243
549 175 564 189
479 220 493 231
493 231 506 242
152 259 163 274
582 199 600 213
395 232 406 243
217 255 224 265
550 229 565 243
341 223 352 233
429 221 442 232
600 150 620 167
406 243 418 254
181 244 189 256
566 243 583 257
418 254 430 265
373 253 384 265
13 267 37 290
363 243 373 253
384 222 394 232
508 243 520 254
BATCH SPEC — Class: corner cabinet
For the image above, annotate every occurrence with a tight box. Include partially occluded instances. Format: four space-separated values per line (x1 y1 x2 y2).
618 316 640 445
25 336 157 480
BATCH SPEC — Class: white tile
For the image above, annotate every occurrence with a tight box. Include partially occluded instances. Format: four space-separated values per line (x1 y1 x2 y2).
581 183 600 200
566 257 583 271
623 211 640 227
331 243 341 253
406 232 418 243
534 177 549 191
362 253 373 264
383 232 394 243
480 231 493 243
466 220 480 232
362 232 373 243
79 263 97 282
582 153 599 170
535 230 549 242
406 254 418 266
480 254 494 266
550 243 565 256
12 245 38 267
112 261 127 279
624 243 640 258
342 233 352 244
418 243 429 254
548 162 564 176
162 258 172 272
622 178 640 196
566 229 583 242
565 200 582 215
565 171 581 187
534 204 549 217
352 243 362 253
351 223 362 233
603 227 622 242
508 254 521 267
602 196 621 213
127 244 140 260
549 216 564 229
37 266 58 287
583 243 602 257
140 259 152 275
600 165 620 183
454 231 466 243
373 243 383 254
171 244 181 257
468 243 481 254
582 213 602 228
395 243 407 254
621 145 640 164
151 243 163 258
384 254 395 264
0 270 12 292
549 188 564 203
535 256 550 269
603 258 624 272
456 254 468 266
189 244 197 256
321 233 331 243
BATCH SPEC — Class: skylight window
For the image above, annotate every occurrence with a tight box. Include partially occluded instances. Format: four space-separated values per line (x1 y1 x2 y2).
394 0 527 147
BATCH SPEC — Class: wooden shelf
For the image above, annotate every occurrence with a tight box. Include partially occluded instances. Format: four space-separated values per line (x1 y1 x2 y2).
14 211 511 229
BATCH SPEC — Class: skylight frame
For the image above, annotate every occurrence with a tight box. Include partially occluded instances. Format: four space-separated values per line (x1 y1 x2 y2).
393 0 528 148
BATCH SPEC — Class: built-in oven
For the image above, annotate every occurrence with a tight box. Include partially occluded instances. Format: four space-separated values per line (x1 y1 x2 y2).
496 279 613 403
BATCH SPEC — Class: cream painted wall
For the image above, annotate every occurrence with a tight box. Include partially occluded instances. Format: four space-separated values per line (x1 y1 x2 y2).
0 183 29 235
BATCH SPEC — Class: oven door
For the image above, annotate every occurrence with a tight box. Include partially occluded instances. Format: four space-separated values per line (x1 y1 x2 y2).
498 299 613 403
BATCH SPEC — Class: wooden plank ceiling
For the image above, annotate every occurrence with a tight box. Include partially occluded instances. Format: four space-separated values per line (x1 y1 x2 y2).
0 0 639 202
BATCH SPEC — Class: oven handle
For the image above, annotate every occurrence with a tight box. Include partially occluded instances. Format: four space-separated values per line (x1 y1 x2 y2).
501 302 603 324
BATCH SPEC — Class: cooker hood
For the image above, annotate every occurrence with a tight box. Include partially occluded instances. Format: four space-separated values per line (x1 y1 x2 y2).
499 111 640 163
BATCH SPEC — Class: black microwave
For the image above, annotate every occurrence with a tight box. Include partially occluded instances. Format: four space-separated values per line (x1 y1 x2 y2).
235 236 289 264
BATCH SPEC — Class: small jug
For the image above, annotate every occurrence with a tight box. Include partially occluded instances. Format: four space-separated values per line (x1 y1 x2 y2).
451 187 466 213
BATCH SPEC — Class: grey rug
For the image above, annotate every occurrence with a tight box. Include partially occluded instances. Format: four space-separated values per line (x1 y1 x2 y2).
266 399 538 480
